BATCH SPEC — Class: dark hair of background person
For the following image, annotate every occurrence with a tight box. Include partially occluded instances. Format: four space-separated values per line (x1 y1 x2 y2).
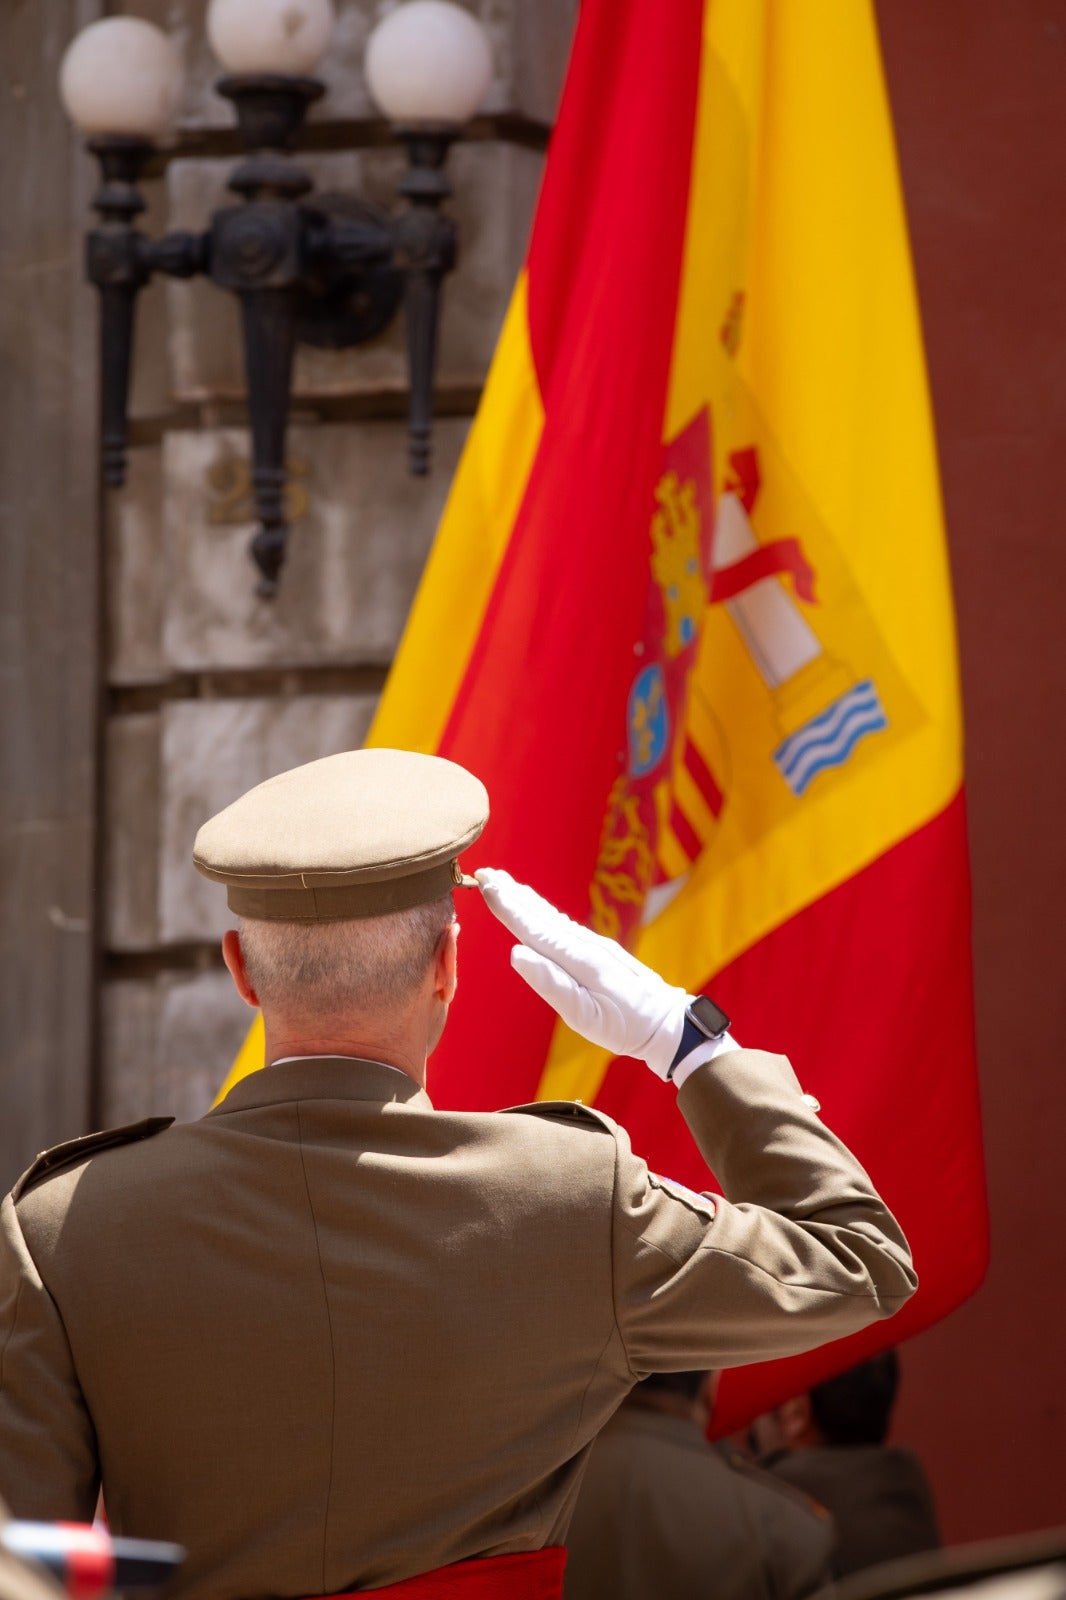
636 1371 706 1403
809 1350 900 1446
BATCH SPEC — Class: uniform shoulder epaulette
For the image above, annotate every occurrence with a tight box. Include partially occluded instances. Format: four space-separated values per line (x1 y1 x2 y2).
500 1100 616 1134
12 1117 174 1202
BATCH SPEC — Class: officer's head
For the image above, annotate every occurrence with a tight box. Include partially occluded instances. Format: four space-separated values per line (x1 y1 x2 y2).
750 1349 901 1457
232 889 457 1024
194 749 488 1076
628 1370 715 1428
808 1349 900 1446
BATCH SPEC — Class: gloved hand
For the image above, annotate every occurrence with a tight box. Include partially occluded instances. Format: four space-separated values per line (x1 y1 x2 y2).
476 867 688 1080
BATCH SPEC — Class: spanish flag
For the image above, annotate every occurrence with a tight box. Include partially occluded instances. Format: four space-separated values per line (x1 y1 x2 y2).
224 0 987 1425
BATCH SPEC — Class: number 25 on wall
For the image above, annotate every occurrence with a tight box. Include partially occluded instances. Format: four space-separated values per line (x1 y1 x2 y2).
206 455 311 526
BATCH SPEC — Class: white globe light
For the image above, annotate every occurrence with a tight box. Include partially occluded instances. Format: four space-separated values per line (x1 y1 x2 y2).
365 1 493 125
59 18 182 140
206 0 335 76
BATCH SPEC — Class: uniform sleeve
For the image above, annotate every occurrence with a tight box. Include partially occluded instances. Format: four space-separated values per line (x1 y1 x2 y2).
0 1195 99 1520
610 1049 917 1374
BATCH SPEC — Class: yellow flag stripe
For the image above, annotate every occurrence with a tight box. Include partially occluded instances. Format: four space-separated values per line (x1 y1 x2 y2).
212 1010 264 1108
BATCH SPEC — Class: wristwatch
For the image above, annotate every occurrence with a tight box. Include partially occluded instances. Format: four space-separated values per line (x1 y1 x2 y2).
666 994 731 1081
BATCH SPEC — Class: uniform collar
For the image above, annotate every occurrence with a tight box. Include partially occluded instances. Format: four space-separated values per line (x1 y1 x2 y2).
608 1404 707 1450
206 1055 433 1117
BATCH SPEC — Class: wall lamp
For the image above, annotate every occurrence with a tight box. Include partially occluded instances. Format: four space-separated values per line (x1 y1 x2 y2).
59 0 493 596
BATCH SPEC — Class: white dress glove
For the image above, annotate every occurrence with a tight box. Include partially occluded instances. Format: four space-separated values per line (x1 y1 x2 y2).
476 867 689 1080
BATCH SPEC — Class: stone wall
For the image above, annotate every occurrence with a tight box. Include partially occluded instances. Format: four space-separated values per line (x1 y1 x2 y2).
0 0 575 1180
0 0 103 1191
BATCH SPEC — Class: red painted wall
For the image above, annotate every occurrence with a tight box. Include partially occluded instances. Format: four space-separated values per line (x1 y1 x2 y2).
875 0 1066 1543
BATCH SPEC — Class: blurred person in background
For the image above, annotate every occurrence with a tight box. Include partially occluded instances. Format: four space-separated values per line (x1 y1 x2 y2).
565 1370 834 1600
752 1350 940 1579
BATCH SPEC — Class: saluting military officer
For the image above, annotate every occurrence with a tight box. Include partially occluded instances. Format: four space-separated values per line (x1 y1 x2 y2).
0 749 916 1600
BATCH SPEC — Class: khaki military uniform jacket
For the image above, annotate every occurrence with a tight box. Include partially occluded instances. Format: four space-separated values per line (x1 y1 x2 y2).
0 1050 915 1599
564 1405 835 1600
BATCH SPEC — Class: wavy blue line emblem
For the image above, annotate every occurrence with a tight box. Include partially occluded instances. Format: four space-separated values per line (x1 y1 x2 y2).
774 679 889 797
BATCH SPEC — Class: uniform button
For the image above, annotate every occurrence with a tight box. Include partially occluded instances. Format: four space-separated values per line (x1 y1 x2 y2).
802 1093 821 1113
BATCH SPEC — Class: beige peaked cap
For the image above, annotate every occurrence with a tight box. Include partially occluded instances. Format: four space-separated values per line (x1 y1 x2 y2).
193 748 489 921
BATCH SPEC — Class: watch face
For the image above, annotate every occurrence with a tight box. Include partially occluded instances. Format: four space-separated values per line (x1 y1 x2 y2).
690 993 730 1038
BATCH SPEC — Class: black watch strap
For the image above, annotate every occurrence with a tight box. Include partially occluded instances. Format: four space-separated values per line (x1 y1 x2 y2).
666 996 731 1081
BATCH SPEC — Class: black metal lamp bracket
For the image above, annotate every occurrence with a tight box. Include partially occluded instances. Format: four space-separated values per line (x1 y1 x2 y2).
85 80 460 596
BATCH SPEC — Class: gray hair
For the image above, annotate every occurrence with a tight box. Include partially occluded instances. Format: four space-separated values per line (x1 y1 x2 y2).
238 893 455 1018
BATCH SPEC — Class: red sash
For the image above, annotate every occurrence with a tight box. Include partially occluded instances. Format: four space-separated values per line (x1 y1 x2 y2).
315 1548 566 1598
